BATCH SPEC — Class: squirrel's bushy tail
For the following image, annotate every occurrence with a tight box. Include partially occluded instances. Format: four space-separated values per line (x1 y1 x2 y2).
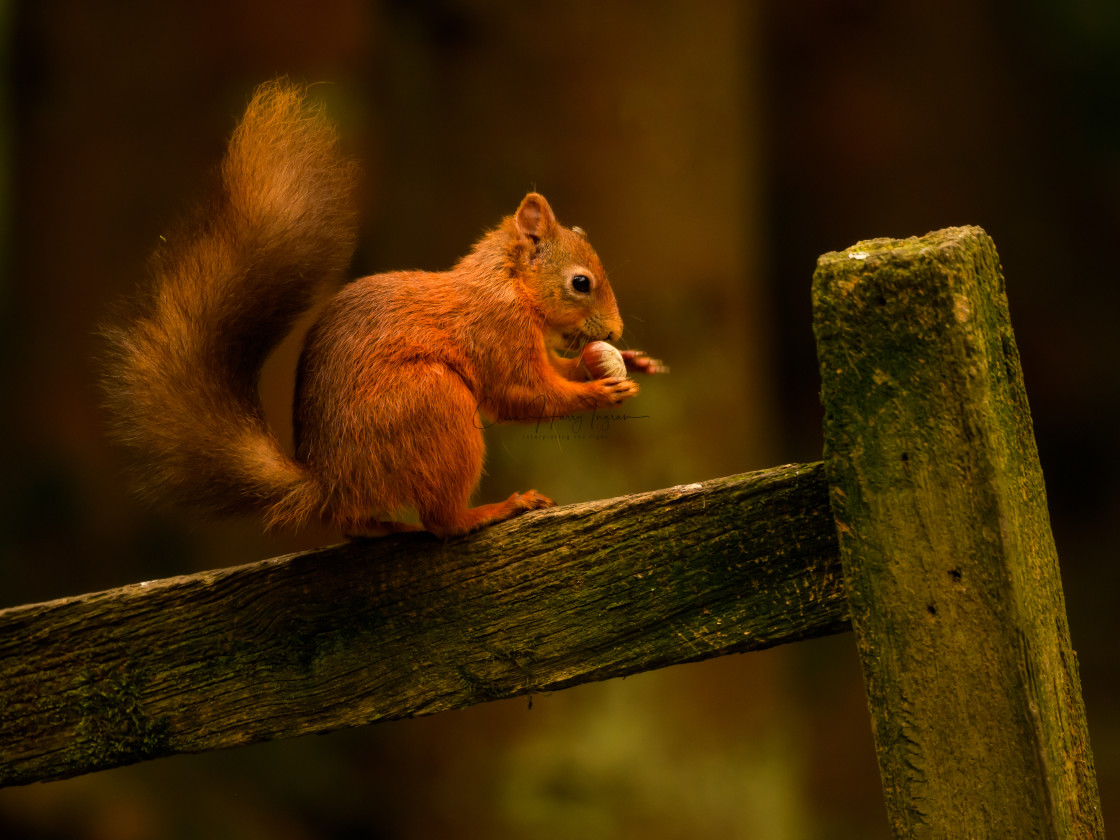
103 80 358 527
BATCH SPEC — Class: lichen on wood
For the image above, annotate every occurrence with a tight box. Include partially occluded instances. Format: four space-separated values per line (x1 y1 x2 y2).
813 226 1104 839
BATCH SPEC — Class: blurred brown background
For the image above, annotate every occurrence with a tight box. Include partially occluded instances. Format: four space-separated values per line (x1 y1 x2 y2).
1 0 1116 837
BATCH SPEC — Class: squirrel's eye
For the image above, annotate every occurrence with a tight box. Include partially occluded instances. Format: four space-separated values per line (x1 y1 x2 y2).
571 274 592 294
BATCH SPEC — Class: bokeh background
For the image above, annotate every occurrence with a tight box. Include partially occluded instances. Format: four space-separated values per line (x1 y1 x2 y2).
2 0 1117 837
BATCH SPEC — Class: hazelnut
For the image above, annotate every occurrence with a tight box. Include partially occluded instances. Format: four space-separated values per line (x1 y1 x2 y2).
580 341 628 380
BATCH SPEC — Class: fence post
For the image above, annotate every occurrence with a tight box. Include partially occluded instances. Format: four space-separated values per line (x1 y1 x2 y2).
812 226 1104 838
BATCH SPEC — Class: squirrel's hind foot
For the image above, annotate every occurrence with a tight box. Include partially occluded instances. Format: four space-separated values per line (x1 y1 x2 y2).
511 489 555 512
421 490 556 539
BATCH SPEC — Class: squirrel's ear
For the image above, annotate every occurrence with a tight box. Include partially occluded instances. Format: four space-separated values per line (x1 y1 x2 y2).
514 193 558 243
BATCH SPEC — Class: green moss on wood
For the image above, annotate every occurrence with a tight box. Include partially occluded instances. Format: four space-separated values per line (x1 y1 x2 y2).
72 664 172 773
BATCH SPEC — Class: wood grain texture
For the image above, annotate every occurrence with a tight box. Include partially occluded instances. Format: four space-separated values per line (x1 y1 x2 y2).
813 227 1104 839
0 462 847 787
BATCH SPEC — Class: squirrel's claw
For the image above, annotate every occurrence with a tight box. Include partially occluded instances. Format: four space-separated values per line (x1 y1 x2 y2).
621 349 669 375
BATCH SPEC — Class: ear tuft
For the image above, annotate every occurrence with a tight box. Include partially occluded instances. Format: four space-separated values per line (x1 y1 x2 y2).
515 192 557 242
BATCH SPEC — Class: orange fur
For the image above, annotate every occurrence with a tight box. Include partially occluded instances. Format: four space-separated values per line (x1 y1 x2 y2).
104 80 646 539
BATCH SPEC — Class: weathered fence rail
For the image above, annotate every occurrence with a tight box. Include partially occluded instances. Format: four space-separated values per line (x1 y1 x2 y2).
0 462 846 787
0 225 1104 839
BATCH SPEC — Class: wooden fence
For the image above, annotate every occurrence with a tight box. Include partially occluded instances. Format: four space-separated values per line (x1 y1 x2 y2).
0 226 1104 838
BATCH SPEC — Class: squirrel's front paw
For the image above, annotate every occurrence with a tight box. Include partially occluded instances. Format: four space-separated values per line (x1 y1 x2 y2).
621 350 669 375
592 376 640 406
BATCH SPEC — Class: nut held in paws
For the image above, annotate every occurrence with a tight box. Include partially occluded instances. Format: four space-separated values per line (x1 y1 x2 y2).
581 341 628 380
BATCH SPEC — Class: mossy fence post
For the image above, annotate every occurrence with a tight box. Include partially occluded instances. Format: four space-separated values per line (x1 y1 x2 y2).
813 226 1104 838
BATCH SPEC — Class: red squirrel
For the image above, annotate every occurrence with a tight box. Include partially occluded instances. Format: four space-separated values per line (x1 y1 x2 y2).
103 80 664 539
